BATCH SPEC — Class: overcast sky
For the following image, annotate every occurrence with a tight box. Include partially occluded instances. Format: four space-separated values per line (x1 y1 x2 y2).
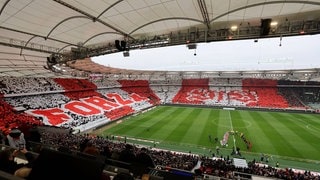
92 34 320 71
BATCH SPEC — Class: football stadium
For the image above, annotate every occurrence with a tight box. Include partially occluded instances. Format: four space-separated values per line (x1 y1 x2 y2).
0 1 320 180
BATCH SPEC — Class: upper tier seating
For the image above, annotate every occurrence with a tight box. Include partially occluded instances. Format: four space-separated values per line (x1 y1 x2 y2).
0 77 317 135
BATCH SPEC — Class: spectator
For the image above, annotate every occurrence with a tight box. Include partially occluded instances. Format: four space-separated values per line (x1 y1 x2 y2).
0 130 6 145
81 144 111 180
82 144 100 156
26 125 42 152
14 148 37 179
135 147 155 169
14 166 33 179
113 172 134 180
28 125 41 144
118 144 136 163
6 128 26 150
79 138 91 152
133 147 155 178
0 148 35 175
101 145 112 159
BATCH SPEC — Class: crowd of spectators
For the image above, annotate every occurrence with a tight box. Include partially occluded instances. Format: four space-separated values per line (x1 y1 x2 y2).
5 93 70 110
196 155 320 179
39 130 199 172
0 76 63 95
0 76 320 179
32 129 319 180
1 76 319 113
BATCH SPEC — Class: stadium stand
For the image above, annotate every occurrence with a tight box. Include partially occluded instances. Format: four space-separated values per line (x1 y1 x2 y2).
0 76 320 179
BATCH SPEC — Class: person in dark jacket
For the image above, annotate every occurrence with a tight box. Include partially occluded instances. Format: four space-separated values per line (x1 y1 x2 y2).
135 147 155 168
0 148 35 175
132 147 155 178
118 144 136 163
0 130 6 145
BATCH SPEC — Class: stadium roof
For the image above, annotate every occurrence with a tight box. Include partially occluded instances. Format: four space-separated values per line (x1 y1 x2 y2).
0 0 320 78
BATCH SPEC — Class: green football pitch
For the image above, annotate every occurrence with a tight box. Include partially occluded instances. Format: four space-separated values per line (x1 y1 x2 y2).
96 105 320 172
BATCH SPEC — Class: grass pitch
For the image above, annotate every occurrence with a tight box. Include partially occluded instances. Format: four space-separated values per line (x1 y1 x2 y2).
97 105 320 172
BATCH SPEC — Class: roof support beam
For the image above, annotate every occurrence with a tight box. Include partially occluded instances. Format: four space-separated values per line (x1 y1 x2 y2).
20 35 39 56
0 41 56 54
82 32 122 45
210 0 320 23
96 0 123 19
0 26 79 47
129 17 204 35
57 45 74 54
0 0 10 16
197 0 210 29
46 16 92 40
53 0 134 40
